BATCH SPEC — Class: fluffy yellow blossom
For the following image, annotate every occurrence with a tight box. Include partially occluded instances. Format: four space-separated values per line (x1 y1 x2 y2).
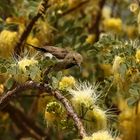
35 20 54 45
14 74 29 84
86 34 96 44
5 17 25 34
83 136 92 140
92 131 114 140
135 49 140 62
84 107 107 132
27 36 40 47
18 57 38 73
69 82 99 108
37 96 55 113
100 64 113 76
59 76 76 90
45 111 57 123
83 131 114 140
112 56 123 74
27 36 40 54
129 3 139 13
0 84 4 95
103 18 122 32
0 30 18 58
44 101 64 124
102 6 111 19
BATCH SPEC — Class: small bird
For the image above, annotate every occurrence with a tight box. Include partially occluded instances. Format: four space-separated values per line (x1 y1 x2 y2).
27 44 83 75
27 44 69 59
44 52 83 75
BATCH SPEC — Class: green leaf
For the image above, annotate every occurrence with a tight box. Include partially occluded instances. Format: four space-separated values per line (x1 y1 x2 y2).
0 66 7 73
5 78 15 90
52 77 59 89
129 89 139 96
127 97 138 107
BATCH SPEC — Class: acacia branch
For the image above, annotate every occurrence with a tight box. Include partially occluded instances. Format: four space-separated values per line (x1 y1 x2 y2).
0 81 87 138
14 0 49 58
52 90 87 138
88 0 106 42
0 81 51 110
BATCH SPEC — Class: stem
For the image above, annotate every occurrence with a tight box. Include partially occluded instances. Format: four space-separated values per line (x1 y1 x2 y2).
88 0 106 42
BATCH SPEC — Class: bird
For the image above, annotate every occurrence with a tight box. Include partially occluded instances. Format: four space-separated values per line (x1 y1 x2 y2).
27 43 69 59
27 44 83 75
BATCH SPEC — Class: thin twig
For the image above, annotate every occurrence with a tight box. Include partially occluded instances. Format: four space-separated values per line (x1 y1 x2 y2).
0 81 51 110
88 0 106 42
18 93 49 98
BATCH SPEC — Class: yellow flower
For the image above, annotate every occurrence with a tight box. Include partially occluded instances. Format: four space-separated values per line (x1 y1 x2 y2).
14 73 29 84
92 131 114 140
69 82 99 108
112 56 123 74
86 34 96 44
135 49 140 62
0 84 4 95
44 101 65 124
129 3 139 13
0 30 18 58
45 111 56 123
102 6 111 19
83 137 92 140
59 76 76 90
27 36 40 47
37 96 55 113
99 64 113 77
83 131 114 140
84 107 107 132
35 20 54 45
18 57 38 73
103 18 122 32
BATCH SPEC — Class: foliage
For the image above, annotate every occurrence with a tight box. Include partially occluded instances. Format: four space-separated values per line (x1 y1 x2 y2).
0 0 140 140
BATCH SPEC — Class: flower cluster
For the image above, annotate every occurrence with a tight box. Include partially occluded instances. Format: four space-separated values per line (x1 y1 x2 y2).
69 82 99 108
59 76 76 90
103 18 122 32
68 82 111 133
18 57 38 73
0 30 18 58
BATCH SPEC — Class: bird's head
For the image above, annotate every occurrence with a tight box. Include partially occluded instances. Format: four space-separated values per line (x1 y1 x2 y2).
65 52 83 67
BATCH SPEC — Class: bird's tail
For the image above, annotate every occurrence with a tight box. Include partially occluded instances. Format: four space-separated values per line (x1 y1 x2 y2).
26 43 47 52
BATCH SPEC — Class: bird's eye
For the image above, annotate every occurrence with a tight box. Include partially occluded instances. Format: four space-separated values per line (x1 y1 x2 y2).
73 57 76 61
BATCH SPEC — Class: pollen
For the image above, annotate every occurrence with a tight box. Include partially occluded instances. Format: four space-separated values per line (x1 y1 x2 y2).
18 57 38 73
